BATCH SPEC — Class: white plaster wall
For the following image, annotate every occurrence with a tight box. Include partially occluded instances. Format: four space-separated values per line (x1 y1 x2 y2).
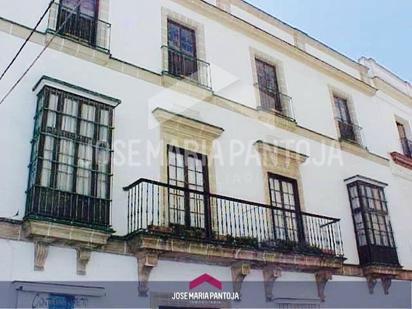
0 0 412 272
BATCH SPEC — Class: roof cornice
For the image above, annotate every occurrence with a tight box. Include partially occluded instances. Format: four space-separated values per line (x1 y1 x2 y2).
174 0 376 96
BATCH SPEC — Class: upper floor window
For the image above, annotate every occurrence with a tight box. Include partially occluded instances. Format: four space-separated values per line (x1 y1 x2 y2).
26 82 117 228
167 20 198 79
346 176 399 266
333 95 362 145
256 59 282 113
48 0 111 52
396 121 412 157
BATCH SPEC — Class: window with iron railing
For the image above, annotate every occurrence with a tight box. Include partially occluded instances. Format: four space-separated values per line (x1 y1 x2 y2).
26 86 114 229
346 176 399 266
47 1 111 52
334 96 363 145
162 20 212 89
255 59 294 120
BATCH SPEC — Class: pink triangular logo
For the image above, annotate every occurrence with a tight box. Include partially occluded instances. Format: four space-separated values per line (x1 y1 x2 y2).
189 273 222 290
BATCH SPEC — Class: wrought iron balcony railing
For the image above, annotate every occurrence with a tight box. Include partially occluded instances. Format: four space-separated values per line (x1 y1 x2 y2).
161 46 212 90
400 137 412 157
336 118 364 146
124 179 344 257
25 186 111 230
47 2 111 52
255 84 295 121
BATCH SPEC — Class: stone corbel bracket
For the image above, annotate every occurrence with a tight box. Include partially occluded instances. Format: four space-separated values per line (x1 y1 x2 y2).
363 265 401 295
366 275 394 295
33 240 52 271
137 251 159 297
262 266 282 302
231 262 251 300
23 220 111 272
76 248 92 275
315 271 333 302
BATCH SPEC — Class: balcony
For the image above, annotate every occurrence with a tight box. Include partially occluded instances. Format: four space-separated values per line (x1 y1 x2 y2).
336 118 364 146
25 186 111 230
256 84 295 121
47 2 111 52
124 179 344 258
161 46 212 90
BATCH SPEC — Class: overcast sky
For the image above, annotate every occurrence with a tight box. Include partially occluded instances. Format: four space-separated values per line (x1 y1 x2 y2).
247 0 412 82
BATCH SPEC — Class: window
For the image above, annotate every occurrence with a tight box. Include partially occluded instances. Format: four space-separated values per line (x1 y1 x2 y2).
167 146 209 229
57 0 98 46
256 59 282 112
167 20 198 79
346 176 399 266
268 174 303 243
334 95 358 142
396 122 412 157
26 86 114 228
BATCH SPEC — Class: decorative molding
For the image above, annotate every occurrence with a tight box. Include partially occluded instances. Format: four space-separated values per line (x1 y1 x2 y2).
373 77 412 108
76 248 92 275
344 174 388 187
340 140 389 167
254 140 308 207
216 0 231 13
262 266 282 302
230 0 365 73
171 0 376 96
153 107 223 192
4 220 412 282
33 75 121 107
153 108 224 141
0 18 390 167
33 241 49 271
22 220 111 249
315 271 332 302
136 251 159 297
231 262 251 299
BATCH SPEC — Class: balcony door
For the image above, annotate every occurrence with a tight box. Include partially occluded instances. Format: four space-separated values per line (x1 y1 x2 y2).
256 59 282 112
167 146 209 230
167 20 198 79
334 96 356 142
58 0 98 46
268 174 303 243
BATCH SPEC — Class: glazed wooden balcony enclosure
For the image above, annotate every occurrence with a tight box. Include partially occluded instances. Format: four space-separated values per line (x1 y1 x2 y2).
124 179 344 258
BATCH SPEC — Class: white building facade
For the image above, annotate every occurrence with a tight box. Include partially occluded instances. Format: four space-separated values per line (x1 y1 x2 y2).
0 0 411 307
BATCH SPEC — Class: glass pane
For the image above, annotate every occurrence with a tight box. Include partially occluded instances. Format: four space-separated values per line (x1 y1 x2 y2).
40 136 55 187
46 94 59 128
56 139 75 192
76 144 93 195
62 98 78 133
80 104 95 138
168 22 180 50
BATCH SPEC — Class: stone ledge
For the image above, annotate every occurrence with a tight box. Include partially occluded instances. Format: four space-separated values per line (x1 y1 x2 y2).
127 234 344 273
22 219 111 249
340 140 389 166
